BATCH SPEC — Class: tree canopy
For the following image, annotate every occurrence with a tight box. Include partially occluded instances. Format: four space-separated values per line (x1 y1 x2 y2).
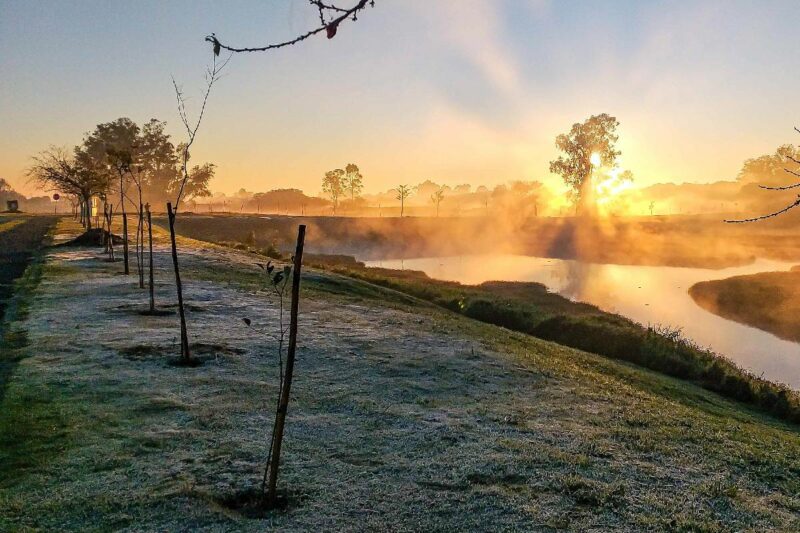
549 113 621 214
322 169 345 214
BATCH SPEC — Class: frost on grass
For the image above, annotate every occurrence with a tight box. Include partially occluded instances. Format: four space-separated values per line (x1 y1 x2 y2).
0 218 798 531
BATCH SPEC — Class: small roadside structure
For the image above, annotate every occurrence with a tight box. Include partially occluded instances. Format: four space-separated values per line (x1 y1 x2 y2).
6 199 19 212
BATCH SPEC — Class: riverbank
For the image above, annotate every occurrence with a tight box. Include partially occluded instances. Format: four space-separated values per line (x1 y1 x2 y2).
690 268 800 343
1 218 799 530
317 261 800 424
162 212 800 269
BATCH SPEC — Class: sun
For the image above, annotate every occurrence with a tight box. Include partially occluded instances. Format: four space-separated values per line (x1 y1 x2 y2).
590 152 602 167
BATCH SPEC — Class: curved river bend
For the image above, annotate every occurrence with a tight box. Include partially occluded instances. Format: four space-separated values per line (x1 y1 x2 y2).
364 255 800 390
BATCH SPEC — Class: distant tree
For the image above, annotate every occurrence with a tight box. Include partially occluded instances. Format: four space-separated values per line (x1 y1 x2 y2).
343 163 363 202
727 128 800 223
0 178 24 207
395 184 412 217
28 147 109 230
737 144 800 188
430 187 445 217
649 201 655 216
549 113 621 215
322 169 345 215
178 156 214 202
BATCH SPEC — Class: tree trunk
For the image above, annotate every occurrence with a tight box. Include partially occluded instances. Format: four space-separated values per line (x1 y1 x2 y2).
265 224 306 507
82 193 92 230
167 202 190 362
147 207 155 313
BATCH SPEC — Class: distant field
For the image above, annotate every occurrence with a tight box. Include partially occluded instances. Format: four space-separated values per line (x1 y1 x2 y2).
690 268 800 343
163 212 800 268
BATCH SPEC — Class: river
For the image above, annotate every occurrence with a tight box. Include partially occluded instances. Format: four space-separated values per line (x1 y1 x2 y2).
364 255 800 389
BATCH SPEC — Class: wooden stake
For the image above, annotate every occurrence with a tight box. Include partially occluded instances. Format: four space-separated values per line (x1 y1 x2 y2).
147 206 155 313
266 224 306 507
167 202 190 362
138 206 145 288
122 212 130 275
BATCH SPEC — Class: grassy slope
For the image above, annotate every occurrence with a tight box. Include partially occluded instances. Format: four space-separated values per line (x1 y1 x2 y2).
320 264 800 424
0 220 798 531
690 269 800 343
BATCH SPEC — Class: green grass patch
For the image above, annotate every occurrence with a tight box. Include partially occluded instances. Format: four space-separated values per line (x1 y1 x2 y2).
315 260 800 425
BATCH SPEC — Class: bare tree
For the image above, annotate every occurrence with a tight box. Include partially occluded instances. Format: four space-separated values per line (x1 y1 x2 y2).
27 147 109 231
726 128 800 223
169 53 232 364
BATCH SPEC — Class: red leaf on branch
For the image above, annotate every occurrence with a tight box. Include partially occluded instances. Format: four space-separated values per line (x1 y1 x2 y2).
326 22 338 39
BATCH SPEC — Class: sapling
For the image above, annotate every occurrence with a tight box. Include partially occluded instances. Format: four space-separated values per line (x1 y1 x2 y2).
243 225 306 509
255 260 292 498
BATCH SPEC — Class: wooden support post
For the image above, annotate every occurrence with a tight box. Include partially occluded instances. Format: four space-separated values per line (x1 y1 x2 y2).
167 202 190 362
138 206 145 288
266 224 306 507
122 212 130 275
106 205 115 261
147 206 155 313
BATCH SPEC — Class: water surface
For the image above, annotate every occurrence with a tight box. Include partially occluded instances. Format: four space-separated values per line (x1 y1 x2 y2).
364 255 800 389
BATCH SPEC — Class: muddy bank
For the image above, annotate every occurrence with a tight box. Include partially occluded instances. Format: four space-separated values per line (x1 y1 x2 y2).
690 269 800 342
161 213 800 268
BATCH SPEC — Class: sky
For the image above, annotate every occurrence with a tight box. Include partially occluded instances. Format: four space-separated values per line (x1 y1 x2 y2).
1 0 798 197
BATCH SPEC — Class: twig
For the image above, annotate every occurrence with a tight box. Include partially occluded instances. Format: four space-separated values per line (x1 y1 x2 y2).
171 52 232 212
725 196 800 223
205 0 374 54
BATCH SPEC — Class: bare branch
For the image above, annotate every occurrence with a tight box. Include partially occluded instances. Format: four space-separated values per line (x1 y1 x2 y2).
172 52 233 212
725 196 800 223
205 0 373 54
758 181 800 191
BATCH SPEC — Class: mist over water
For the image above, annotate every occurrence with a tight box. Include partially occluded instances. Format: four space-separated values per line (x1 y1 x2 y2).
365 255 800 389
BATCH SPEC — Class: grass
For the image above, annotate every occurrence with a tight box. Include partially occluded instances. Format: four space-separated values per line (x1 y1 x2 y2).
1 217 799 530
0 217 25 234
314 262 800 425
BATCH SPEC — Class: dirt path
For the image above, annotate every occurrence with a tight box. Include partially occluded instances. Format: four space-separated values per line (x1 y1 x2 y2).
1 218 799 531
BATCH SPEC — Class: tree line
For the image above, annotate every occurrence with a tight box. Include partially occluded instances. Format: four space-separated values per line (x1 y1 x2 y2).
27 117 215 228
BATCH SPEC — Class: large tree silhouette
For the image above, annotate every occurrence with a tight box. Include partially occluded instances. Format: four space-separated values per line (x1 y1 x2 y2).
549 114 621 215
